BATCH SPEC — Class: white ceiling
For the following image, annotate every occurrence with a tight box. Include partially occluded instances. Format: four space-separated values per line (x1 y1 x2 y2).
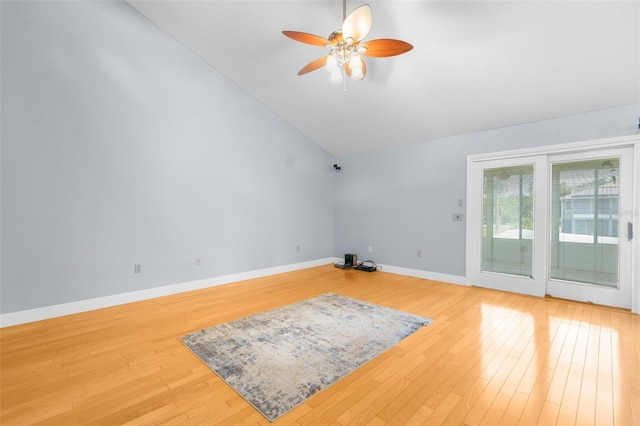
127 1 639 157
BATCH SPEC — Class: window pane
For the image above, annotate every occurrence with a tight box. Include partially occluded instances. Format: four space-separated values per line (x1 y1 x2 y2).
482 165 534 277
550 158 619 287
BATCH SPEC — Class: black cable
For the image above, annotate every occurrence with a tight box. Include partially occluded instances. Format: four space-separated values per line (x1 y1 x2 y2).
333 261 351 270
354 260 380 272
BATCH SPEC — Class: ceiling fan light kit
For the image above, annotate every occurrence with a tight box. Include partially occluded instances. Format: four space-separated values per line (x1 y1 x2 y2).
282 2 412 83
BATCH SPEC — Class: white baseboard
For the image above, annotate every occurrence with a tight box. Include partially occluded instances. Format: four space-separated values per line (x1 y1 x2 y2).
1 259 465 328
0 258 336 328
333 257 466 286
378 264 467 286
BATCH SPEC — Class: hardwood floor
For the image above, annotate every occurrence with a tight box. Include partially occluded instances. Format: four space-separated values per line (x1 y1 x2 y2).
1 264 638 425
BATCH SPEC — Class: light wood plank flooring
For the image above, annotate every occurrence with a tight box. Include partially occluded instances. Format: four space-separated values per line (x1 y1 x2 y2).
1 265 638 424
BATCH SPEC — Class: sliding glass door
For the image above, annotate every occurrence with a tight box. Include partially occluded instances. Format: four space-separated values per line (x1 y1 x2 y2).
467 144 634 308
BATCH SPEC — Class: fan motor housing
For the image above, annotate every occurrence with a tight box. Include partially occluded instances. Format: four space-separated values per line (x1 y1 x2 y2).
328 31 344 44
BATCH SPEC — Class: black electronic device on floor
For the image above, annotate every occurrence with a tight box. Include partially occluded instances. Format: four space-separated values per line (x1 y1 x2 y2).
344 254 358 267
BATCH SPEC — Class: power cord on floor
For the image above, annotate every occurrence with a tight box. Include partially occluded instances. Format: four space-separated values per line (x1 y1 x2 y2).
354 260 381 272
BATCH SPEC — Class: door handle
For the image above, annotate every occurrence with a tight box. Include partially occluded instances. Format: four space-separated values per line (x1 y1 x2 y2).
628 222 634 241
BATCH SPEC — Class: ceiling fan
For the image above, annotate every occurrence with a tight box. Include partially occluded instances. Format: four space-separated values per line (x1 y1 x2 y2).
282 1 413 82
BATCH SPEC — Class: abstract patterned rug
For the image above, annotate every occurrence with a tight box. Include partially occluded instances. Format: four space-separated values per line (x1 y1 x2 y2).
181 293 432 422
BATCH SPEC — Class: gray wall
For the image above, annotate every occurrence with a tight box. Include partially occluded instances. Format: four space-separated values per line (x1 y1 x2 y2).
2 1 638 316
333 104 639 276
1 1 334 314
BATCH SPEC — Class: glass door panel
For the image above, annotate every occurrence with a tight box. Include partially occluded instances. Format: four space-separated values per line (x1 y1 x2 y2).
482 166 534 277
550 159 619 287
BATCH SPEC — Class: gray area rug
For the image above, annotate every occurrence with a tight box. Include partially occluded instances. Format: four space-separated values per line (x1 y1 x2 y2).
181 293 432 422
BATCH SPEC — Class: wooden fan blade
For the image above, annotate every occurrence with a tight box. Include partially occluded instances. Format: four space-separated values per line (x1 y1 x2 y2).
360 39 413 57
282 31 331 47
342 4 372 43
298 56 328 75
345 59 367 80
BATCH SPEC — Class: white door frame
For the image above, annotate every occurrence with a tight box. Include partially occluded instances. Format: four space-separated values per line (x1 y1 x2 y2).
466 135 639 314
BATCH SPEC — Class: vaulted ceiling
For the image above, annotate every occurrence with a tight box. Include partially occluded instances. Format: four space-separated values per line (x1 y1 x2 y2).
128 1 639 157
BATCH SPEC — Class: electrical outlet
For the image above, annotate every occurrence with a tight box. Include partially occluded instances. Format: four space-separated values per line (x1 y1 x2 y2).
195 257 201 266
134 264 141 274
452 213 464 221
368 246 373 253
